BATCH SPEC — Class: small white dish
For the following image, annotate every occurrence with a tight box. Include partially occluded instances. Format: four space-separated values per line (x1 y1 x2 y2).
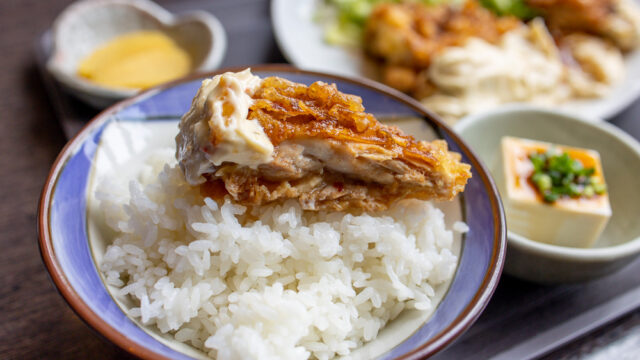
271 0 640 120
454 106 640 283
46 0 227 108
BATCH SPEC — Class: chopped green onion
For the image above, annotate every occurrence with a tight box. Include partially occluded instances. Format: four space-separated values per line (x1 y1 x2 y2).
583 185 595 197
527 150 606 203
543 192 559 203
531 173 551 191
529 153 545 171
593 183 607 195
568 183 582 196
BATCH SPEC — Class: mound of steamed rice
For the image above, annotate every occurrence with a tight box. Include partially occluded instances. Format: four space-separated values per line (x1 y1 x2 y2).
97 154 461 360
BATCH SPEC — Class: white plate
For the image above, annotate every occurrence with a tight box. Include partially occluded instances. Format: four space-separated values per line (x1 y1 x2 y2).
271 0 640 120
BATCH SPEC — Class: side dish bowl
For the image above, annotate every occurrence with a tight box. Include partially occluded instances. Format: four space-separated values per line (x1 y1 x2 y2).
455 106 640 284
39 65 505 359
46 0 226 108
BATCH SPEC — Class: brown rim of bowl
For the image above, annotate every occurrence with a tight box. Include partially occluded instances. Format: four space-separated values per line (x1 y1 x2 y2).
38 64 506 360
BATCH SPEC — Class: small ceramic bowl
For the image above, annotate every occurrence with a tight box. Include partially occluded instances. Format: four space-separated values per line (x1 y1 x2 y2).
46 0 227 108
39 66 505 359
455 106 640 284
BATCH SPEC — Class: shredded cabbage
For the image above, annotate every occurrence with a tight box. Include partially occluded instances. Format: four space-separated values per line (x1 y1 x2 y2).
479 0 537 19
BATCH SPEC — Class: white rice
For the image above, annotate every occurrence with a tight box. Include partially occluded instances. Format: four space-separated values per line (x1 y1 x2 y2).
98 155 461 360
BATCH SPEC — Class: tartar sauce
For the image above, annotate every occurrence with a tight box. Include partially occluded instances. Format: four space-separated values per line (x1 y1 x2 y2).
175 69 274 184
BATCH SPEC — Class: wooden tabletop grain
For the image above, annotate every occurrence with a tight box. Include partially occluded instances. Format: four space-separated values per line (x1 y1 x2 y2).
1 1 639 359
0 0 134 358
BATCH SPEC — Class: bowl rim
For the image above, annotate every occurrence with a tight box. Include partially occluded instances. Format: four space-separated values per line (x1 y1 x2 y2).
45 0 227 102
455 105 640 262
38 64 506 360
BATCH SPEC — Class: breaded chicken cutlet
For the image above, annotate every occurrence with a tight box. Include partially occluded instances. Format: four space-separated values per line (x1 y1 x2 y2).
176 69 471 212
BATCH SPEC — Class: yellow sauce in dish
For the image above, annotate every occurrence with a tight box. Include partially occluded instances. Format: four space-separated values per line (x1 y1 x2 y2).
77 30 192 90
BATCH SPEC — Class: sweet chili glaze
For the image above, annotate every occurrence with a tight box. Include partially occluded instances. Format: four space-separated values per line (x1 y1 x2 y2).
249 76 453 172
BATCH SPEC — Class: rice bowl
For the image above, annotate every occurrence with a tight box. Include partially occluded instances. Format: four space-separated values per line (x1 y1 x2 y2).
39 66 505 360
89 118 464 359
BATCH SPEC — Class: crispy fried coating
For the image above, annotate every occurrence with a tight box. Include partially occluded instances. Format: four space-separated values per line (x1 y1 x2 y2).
525 0 640 51
201 76 471 212
526 0 613 35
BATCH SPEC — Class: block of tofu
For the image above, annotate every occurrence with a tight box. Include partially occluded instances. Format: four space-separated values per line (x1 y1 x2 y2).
501 137 611 248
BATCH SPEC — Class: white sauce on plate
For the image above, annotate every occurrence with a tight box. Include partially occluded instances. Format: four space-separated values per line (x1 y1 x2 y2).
423 20 569 122
175 69 274 185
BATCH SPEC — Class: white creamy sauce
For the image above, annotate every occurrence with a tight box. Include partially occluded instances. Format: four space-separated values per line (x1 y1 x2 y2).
565 33 625 98
420 15 634 123
608 0 640 50
175 69 274 184
423 21 569 122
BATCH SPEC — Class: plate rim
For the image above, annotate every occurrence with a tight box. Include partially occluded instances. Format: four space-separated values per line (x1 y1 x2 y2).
38 64 506 360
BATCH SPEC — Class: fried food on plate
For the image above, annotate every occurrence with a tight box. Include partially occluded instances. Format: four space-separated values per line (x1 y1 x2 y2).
176 69 471 212
358 0 639 122
363 0 520 94
526 0 640 50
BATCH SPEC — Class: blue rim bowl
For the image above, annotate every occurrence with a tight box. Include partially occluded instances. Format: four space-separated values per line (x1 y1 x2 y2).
38 65 506 359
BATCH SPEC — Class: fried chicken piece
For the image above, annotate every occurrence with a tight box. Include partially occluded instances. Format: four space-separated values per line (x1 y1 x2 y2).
176 70 471 212
526 0 613 34
364 0 520 93
526 0 640 50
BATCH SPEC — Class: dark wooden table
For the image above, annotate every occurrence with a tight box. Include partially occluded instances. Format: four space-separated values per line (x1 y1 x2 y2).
1 0 639 359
